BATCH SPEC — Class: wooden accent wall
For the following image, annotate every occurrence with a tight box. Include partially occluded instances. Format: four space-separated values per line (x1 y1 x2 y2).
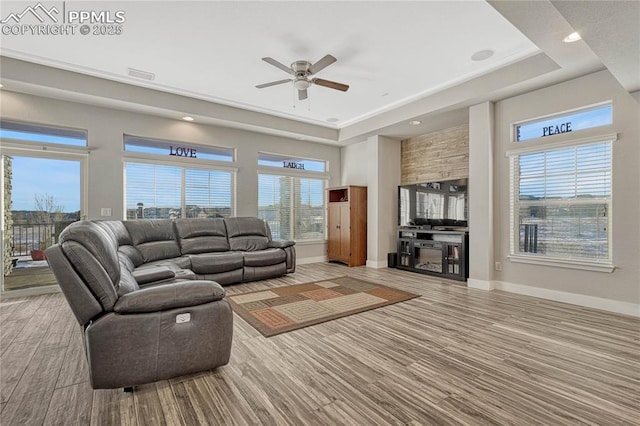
401 124 469 184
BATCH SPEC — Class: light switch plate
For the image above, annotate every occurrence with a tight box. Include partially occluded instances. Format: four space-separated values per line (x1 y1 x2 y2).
176 313 191 323
100 207 112 217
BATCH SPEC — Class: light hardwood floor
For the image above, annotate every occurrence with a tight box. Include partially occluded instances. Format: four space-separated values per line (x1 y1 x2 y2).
1 263 639 425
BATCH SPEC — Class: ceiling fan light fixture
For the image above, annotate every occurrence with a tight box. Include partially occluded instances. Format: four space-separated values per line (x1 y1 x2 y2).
293 78 311 90
258 54 349 99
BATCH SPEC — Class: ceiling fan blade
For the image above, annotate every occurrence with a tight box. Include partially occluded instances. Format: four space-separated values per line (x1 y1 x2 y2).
309 54 337 74
298 89 308 100
312 78 349 92
256 79 292 89
262 57 294 75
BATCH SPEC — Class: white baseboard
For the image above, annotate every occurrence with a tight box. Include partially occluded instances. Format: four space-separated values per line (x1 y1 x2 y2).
467 278 494 291
297 256 327 265
492 280 639 317
366 260 388 269
0 284 60 300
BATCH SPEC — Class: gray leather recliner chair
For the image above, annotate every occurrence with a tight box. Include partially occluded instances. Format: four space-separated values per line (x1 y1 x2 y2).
45 221 233 390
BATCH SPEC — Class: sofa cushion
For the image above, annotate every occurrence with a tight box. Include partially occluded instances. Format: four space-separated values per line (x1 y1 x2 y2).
132 266 176 285
124 220 181 262
195 269 243 286
174 218 229 254
139 256 192 270
243 264 286 282
113 280 226 314
118 245 144 267
58 221 121 311
243 248 286 267
224 217 270 251
188 252 244 274
96 220 133 245
117 265 140 296
95 221 145 267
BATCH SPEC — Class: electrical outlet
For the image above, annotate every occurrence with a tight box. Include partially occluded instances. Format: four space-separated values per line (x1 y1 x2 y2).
176 313 191 323
100 207 112 217
495 261 502 271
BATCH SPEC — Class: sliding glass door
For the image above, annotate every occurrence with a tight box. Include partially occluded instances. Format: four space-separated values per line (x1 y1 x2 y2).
1 154 82 292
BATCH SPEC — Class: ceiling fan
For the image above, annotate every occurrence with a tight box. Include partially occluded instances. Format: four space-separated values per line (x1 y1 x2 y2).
256 54 349 100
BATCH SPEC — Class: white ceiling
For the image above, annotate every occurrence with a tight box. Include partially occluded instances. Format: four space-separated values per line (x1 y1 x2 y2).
0 1 638 144
0 1 538 126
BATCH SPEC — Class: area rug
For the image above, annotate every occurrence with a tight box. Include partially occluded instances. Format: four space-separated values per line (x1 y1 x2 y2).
228 276 419 337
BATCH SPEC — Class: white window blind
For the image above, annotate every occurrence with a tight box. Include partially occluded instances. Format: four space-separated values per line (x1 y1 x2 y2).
510 140 612 262
258 174 326 241
185 169 232 218
294 178 325 240
125 162 233 219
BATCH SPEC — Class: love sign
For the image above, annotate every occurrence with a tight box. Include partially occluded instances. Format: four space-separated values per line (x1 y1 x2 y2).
169 146 197 158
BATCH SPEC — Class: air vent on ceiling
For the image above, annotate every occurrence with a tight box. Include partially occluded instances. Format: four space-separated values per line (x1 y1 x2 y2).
127 68 155 81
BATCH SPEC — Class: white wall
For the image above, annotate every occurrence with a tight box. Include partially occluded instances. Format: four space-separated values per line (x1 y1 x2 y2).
376 136 401 264
492 70 640 315
341 140 369 186
468 102 494 290
0 91 341 262
341 135 401 268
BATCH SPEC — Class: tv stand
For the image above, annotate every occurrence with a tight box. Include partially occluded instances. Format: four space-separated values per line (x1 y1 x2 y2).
396 228 468 281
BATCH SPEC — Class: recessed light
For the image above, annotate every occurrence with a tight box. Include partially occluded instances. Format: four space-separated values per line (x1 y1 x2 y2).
182 116 195 122
471 49 494 61
563 32 581 43
326 117 339 123
409 120 422 126
0 83 3 88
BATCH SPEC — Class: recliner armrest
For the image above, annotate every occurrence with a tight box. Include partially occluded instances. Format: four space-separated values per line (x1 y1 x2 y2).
268 240 295 249
132 266 175 284
114 280 225 313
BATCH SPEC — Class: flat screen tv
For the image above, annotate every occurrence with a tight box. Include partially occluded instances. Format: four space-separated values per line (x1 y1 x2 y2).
398 178 468 228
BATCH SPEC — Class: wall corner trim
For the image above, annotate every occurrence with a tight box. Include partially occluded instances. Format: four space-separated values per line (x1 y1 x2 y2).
467 278 494 291
366 260 388 269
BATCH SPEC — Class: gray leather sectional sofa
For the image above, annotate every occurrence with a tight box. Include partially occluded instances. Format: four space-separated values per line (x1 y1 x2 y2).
102 216 296 286
45 217 295 389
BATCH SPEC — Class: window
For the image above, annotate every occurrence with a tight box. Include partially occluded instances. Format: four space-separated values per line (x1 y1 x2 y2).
0 120 87 147
124 135 233 162
509 137 613 267
515 103 612 142
125 162 233 219
258 174 326 241
123 135 235 220
257 152 328 242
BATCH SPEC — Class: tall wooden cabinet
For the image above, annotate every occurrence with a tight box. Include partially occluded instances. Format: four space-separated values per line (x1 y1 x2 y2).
327 186 367 267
